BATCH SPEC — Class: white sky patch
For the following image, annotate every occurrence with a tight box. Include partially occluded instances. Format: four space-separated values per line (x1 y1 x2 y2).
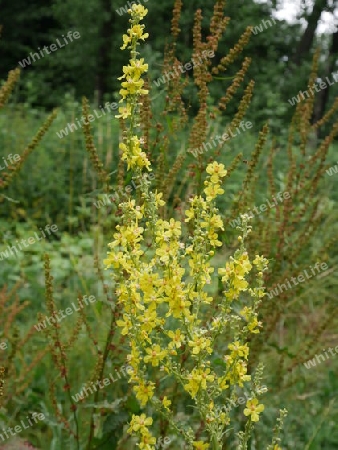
256 0 337 34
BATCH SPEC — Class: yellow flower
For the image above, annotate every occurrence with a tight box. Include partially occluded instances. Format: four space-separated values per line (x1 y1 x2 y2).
244 398 264 422
203 182 224 202
121 33 132 50
139 432 156 450
167 329 184 349
111 222 144 248
185 207 195 222
188 335 212 355
236 252 252 274
120 7 149 50
193 441 210 449
232 276 248 291
133 380 155 406
116 314 132 335
239 306 251 321
208 232 222 247
127 341 141 371
247 316 261 334
228 359 251 387
168 297 191 319
206 161 227 183
120 140 151 171
131 4 148 19
201 213 224 230
217 376 229 391
128 413 153 433
201 291 214 304
119 58 149 81
154 191 165 207
218 264 231 280
130 24 149 41
103 250 127 269
120 77 148 99
115 104 132 119
144 344 167 367
184 367 215 398
253 254 268 271
162 396 171 409
163 218 181 239
228 341 249 359
139 309 159 333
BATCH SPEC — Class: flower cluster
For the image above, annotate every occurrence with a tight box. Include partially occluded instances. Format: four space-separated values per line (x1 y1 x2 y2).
116 4 150 172
104 5 285 449
128 413 156 449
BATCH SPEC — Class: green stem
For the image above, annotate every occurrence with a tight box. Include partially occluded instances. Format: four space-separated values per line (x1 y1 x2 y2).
211 434 221 450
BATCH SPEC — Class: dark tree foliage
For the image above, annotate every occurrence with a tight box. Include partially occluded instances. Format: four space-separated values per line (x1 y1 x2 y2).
0 0 337 128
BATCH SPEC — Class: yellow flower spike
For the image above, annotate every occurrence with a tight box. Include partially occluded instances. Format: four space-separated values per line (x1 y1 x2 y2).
116 4 151 172
105 4 279 448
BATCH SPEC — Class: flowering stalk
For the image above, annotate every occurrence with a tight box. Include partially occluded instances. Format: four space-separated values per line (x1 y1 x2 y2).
105 5 285 449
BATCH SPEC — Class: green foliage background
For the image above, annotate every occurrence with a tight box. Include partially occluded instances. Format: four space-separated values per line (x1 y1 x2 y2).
1 0 338 448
